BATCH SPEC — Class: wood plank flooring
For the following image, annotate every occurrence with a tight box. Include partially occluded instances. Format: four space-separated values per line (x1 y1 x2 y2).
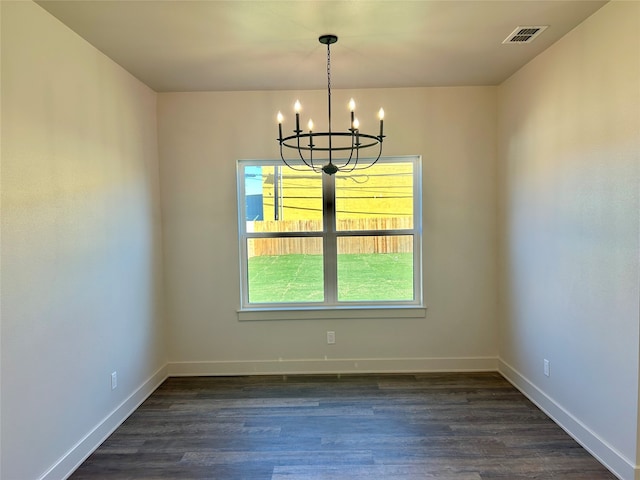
70 373 617 479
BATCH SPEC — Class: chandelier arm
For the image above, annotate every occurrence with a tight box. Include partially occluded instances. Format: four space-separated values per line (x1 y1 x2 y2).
301 155 319 171
295 129 306 163
340 139 384 173
280 144 322 173
352 136 361 170
344 132 357 168
294 132 318 171
279 151 303 172
335 134 357 170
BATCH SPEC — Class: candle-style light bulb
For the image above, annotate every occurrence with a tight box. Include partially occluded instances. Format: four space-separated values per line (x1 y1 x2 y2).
294 100 301 113
378 108 385 120
277 112 284 123
353 118 360 130
308 119 314 131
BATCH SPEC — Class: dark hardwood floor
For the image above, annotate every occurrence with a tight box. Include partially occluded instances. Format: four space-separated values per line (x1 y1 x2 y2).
70 372 616 479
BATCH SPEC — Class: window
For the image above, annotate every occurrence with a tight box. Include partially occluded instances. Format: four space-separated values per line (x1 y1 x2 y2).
237 156 422 312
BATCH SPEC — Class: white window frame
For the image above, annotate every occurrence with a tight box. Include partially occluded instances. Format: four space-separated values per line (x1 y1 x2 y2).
236 156 425 320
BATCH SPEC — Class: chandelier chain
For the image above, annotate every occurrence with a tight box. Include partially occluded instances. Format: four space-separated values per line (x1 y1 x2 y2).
327 39 331 98
326 39 333 163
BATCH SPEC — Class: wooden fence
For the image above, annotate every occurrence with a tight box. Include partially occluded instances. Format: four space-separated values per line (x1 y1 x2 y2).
247 217 413 257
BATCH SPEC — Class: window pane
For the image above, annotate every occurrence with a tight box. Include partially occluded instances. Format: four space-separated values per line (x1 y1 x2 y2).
243 165 323 232
335 162 413 231
337 235 414 301
247 238 324 303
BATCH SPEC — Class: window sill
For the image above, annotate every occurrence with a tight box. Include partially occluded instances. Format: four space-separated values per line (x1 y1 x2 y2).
237 306 427 321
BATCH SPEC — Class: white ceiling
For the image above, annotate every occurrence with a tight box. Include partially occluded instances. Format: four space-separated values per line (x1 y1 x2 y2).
36 0 607 93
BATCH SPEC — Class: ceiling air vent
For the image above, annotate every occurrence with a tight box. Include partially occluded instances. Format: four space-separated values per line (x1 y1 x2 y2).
503 26 548 44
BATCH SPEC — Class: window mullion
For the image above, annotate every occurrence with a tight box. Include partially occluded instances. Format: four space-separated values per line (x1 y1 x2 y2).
322 172 337 304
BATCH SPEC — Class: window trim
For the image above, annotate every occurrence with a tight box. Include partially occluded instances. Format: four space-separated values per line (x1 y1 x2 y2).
237 155 423 313
237 306 427 322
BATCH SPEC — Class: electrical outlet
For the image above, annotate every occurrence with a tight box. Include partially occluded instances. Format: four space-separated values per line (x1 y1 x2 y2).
326 331 335 344
111 371 118 390
543 359 550 377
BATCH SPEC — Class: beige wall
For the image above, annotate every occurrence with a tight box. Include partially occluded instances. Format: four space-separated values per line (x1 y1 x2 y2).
0 2 166 479
3 1 639 479
497 2 640 478
158 86 499 373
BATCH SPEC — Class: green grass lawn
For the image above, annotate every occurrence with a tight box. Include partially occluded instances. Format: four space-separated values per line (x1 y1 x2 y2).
248 253 413 303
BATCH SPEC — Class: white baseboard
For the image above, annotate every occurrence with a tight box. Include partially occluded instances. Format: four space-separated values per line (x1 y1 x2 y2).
167 356 498 376
498 359 636 480
40 364 169 480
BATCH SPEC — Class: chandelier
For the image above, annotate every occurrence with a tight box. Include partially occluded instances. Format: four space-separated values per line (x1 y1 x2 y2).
276 34 385 175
